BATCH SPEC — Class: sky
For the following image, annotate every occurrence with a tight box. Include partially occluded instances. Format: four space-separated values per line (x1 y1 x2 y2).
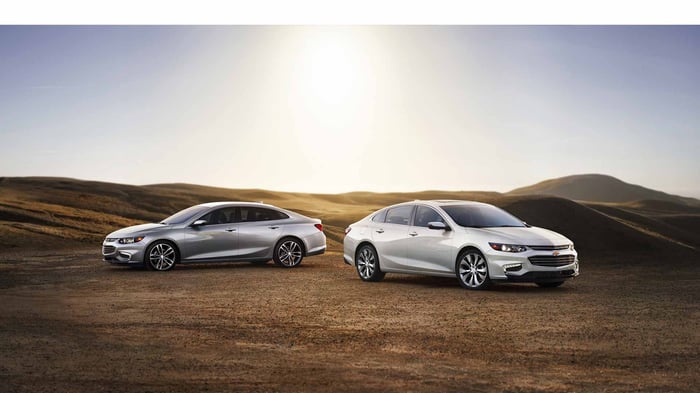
1 26 699 196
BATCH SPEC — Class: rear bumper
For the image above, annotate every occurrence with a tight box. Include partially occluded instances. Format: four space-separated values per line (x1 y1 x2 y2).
306 245 326 256
302 232 326 257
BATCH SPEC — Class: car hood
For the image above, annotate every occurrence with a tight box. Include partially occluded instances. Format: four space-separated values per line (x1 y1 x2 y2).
106 223 168 238
473 226 571 245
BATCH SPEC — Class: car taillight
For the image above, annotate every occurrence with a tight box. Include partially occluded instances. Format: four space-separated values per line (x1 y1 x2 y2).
345 227 352 234
314 223 323 232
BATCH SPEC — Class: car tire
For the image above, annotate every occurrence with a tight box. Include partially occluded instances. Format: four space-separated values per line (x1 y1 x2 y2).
273 238 304 268
456 249 491 290
536 281 565 288
355 244 385 282
145 241 178 272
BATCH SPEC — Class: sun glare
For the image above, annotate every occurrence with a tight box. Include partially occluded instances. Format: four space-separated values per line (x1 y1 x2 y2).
291 30 373 109
303 37 357 103
272 29 381 169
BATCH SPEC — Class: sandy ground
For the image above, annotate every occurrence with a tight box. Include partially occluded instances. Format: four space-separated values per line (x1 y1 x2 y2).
0 250 698 393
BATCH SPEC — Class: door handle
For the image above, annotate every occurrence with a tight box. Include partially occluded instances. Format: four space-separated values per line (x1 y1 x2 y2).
375 229 384 233
268 225 280 229
225 228 236 232
409 231 418 237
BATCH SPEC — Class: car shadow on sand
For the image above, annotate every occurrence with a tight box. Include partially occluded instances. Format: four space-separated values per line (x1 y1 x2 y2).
106 261 313 273
379 274 576 293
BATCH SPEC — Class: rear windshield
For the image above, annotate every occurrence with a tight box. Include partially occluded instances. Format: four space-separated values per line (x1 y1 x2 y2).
371 209 388 223
441 204 525 228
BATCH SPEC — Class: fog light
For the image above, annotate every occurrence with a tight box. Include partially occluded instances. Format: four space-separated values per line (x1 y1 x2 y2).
503 263 522 272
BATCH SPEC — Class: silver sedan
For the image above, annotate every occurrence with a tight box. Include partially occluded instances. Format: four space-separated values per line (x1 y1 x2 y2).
102 202 326 271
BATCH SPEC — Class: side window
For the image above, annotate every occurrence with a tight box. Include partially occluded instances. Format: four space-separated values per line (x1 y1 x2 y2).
413 206 445 227
385 205 414 226
199 207 238 225
371 209 388 223
239 207 289 222
266 208 290 220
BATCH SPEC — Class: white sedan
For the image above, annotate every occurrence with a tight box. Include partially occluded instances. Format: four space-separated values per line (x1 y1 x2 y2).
343 200 579 289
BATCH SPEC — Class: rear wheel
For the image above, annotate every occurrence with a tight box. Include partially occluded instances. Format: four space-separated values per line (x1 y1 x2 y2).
145 241 178 271
356 245 385 282
456 249 491 290
273 238 304 268
536 281 565 288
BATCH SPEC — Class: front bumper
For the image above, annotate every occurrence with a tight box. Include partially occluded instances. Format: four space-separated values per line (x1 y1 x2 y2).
102 239 147 265
485 249 580 282
503 268 578 283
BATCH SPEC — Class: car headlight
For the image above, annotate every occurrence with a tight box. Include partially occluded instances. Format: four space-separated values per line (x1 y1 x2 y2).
569 243 575 251
489 243 527 253
118 236 145 244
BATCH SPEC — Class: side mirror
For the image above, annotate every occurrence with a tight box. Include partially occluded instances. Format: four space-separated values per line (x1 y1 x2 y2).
191 219 207 227
428 222 450 231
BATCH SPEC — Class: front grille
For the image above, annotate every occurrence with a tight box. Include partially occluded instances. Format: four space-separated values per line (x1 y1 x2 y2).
529 254 575 267
528 245 570 251
102 245 116 255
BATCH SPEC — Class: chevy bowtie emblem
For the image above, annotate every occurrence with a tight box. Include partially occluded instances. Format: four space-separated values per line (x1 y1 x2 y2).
552 251 560 256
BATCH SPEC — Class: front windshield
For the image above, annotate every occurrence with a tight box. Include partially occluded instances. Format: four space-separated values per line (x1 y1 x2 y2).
160 205 208 225
441 204 525 228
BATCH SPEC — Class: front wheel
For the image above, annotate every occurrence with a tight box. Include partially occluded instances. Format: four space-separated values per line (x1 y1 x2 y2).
355 245 385 282
273 238 304 268
145 241 178 271
536 281 565 288
456 249 491 290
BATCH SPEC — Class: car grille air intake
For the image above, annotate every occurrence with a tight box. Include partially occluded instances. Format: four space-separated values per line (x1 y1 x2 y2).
102 245 116 255
528 255 575 267
527 245 570 251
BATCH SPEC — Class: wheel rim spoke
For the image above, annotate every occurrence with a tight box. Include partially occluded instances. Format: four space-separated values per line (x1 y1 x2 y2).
149 244 175 270
358 248 377 278
279 241 301 266
459 253 487 287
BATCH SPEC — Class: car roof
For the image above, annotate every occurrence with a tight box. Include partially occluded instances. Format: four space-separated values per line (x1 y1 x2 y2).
196 201 276 209
387 200 491 209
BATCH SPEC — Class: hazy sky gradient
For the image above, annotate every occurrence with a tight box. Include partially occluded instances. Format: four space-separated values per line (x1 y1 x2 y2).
1 26 698 196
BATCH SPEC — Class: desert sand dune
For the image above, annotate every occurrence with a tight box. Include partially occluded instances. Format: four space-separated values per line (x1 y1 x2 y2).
0 176 698 258
509 173 700 206
1 176 698 393
585 202 700 249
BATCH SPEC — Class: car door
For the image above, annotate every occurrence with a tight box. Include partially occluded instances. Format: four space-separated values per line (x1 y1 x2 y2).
405 205 454 274
234 206 290 259
371 204 414 271
181 207 239 261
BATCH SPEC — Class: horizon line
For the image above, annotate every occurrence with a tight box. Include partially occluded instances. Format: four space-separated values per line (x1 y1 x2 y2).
2 173 699 200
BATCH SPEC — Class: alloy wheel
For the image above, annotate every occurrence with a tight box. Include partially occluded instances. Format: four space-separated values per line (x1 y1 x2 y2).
357 247 376 280
148 243 176 271
277 240 303 267
458 252 488 288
